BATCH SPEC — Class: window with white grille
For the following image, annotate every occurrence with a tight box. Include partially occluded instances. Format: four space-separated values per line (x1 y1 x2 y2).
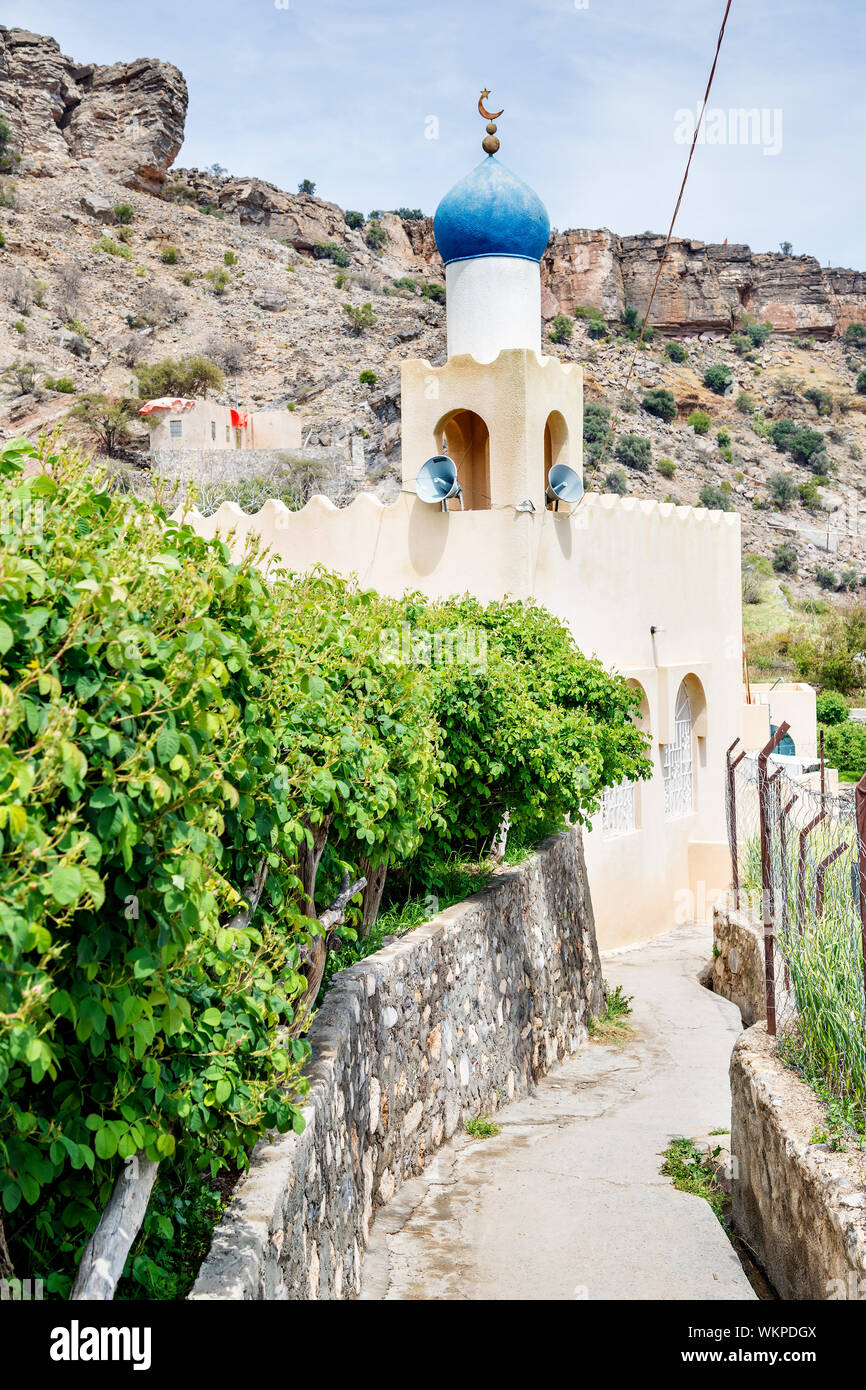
169 419 182 439
663 681 694 818
602 780 636 838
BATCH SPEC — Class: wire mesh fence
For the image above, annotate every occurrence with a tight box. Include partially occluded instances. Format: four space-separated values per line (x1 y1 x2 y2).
725 730 866 1122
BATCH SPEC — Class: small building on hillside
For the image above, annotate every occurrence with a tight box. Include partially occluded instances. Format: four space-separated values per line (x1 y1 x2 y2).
139 398 303 452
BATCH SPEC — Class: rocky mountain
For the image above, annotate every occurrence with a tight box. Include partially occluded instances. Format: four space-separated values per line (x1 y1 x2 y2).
0 26 187 192
2 28 866 604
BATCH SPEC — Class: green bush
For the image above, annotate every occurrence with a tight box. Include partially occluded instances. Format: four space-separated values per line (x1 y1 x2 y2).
359 368 377 386
736 391 755 414
789 428 829 469
113 203 134 225
772 543 798 575
344 210 364 230
698 484 734 512
717 429 731 448
583 402 611 466
793 605 866 693
844 323 866 346
0 115 20 175
803 387 832 416
160 246 179 265
342 302 377 335
223 251 238 267
615 433 651 472
798 478 822 511
769 417 798 451
312 242 350 267
0 436 652 1294
205 267 230 294
136 355 223 400
729 332 751 356
816 567 839 591
768 472 798 508
703 364 734 395
44 376 74 393
856 371 866 396
657 458 676 479
816 690 849 726
664 341 688 363
421 281 446 304
688 409 712 435
820 722 866 780
548 315 573 345
605 468 627 495
365 222 387 252
93 236 132 261
641 388 676 423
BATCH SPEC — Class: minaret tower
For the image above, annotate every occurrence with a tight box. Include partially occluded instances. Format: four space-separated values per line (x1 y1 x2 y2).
400 94 583 515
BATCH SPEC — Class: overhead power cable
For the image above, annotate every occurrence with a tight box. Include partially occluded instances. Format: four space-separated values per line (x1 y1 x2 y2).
595 0 734 475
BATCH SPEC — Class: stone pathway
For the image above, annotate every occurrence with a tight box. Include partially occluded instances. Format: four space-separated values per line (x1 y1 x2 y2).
359 923 756 1301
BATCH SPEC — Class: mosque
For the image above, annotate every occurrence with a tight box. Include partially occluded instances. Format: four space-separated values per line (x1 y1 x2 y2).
186 103 749 948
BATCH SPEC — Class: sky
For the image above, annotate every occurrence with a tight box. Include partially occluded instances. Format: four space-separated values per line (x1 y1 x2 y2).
7 0 866 268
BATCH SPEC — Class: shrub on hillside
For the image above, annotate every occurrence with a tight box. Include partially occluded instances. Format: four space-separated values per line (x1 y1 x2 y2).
641 388 676 423
312 242 350 267
815 567 838 591
657 458 676 478
342 302 377 335
772 543 798 575
664 341 688 363
365 222 387 252
615 433 651 472
856 371 866 396
703 364 733 395
113 203 134 225
768 472 798 508
820 722 866 780
136 354 224 400
344 210 364 229
605 468 627 495
844 323 866 347
699 484 734 512
583 401 611 466
548 315 573 344
688 409 711 435
160 246 179 265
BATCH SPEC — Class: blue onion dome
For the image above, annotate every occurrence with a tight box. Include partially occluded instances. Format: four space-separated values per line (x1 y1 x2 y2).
433 155 550 267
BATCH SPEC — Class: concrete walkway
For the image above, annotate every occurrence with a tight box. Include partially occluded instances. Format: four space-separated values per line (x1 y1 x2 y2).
359 923 756 1301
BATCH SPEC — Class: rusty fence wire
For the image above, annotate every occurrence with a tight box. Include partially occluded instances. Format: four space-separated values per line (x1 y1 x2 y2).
725 729 866 1121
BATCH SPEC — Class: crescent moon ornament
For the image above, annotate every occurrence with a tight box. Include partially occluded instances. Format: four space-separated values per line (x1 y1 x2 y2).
478 89 504 121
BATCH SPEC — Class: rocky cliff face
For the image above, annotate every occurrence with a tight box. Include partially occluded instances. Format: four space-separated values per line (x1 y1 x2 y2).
541 230 862 340
0 27 187 192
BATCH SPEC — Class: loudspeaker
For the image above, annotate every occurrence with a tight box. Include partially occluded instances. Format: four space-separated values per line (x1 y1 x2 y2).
415 455 463 510
545 463 584 509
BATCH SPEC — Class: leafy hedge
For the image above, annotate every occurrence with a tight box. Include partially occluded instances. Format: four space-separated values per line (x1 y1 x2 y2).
0 436 650 1294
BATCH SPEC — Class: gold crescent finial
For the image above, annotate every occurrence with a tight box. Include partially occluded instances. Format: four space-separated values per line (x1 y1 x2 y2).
478 89 504 121
479 89 503 153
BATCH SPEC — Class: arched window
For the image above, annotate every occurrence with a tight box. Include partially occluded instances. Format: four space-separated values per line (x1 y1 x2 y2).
601 680 648 837
436 410 490 511
663 680 694 818
544 410 569 505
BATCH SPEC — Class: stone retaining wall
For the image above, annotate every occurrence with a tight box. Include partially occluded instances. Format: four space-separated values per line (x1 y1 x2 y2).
191 828 604 1300
712 902 766 1025
731 1024 866 1299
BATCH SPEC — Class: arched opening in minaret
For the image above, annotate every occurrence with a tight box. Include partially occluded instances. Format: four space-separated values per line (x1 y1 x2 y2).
435 410 491 511
544 410 570 505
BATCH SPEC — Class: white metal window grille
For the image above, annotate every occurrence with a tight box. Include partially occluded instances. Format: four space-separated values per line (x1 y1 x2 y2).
663 682 694 818
602 780 636 837
169 419 182 439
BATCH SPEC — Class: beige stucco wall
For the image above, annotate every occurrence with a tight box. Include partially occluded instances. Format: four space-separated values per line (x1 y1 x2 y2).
749 681 818 759
147 401 302 453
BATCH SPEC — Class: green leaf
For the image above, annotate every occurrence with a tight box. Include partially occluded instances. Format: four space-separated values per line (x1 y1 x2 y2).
47 865 84 907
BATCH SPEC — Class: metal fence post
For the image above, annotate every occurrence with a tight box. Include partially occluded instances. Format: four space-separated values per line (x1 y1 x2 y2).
815 843 848 918
797 812 826 929
726 738 746 910
757 723 790 1037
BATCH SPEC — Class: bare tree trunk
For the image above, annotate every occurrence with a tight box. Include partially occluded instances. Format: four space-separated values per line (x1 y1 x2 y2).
0 1213 13 1282
358 856 388 939
297 814 332 919
69 1152 159 1300
292 871 366 1032
227 855 269 929
489 810 511 864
